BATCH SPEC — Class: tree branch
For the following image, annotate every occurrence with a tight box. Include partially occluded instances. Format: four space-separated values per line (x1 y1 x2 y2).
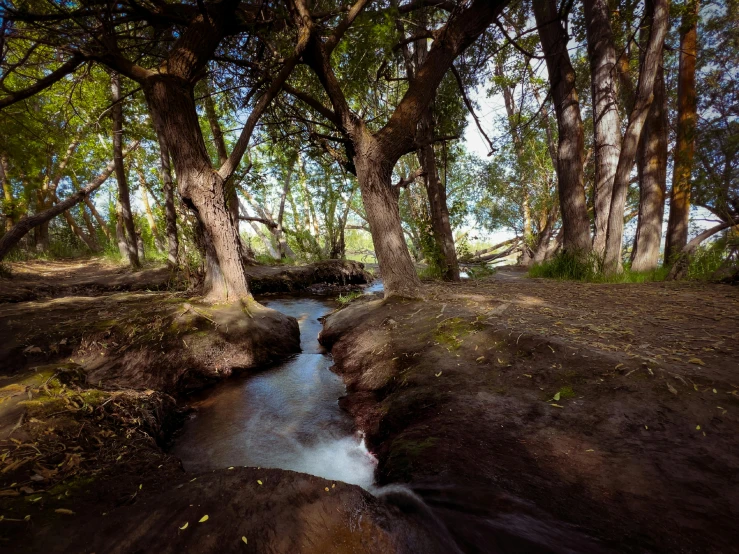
0 54 85 110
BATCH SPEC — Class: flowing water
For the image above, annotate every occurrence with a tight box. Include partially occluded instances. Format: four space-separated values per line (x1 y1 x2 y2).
171 293 377 489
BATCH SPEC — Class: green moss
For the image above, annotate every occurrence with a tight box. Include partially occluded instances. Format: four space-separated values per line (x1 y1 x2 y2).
558 386 576 399
433 318 478 351
46 475 96 497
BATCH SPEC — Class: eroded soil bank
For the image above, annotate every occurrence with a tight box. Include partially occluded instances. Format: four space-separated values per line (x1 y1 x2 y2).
320 274 739 553
0 258 396 553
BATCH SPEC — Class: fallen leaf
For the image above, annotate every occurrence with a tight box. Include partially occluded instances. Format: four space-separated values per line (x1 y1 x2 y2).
179 522 189 530
550 403 564 408
696 425 701 430
688 358 705 366
242 537 248 545
199 515 209 523
324 487 329 492
667 383 678 395
435 371 442 377
54 509 75 515
257 480 263 485
553 392 561 401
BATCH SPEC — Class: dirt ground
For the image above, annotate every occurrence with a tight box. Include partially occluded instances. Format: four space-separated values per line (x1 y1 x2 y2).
320 269 739 553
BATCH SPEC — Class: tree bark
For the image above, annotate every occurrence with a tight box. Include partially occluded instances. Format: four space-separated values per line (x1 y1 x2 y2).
417 109 460 280
665 0 699 264
144 76 249 300
83 196 110 240
355 135 421 297
631 63 667 271
0 142 138 260
533 0 592 255
154 127 179 267
111 72 140 268
584 0 622 256
603 0 670 273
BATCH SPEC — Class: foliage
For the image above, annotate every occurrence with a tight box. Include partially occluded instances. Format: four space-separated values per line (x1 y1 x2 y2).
336 291 363 305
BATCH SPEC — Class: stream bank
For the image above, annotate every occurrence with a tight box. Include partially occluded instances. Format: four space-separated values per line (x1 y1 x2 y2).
319 278 739 554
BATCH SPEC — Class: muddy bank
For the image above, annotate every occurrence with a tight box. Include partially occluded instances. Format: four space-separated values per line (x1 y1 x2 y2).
0 259 372 303
0 293 299 394
246 260 373 294
7 466 460 554
319 280 739 553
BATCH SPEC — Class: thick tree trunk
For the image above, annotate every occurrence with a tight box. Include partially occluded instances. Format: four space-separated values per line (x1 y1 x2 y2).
0 144 137 260
603 0 669 273
631 64 667 271
584 0 622 256
145 76 248 300
665 0 699 264
534 0 592 255
154 128 179 267
355 137 421 298
111 73 140 268
417 109 460 281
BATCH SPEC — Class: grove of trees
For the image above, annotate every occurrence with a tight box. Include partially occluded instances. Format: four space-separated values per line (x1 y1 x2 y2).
1 0 736 299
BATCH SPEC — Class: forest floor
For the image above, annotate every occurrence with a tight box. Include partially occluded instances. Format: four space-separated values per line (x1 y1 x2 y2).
320 270 739 553
0 259 737 552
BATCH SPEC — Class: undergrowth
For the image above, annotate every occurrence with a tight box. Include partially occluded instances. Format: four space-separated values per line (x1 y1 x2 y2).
337 290 363 305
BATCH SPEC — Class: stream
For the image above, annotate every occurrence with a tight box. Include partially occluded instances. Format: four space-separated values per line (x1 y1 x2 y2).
171 289 380 489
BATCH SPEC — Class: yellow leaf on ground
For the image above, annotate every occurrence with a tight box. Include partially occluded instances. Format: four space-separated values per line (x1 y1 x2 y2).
435 372 442 377
242 537 248 544
54 509 75 515
199 515 209 523
179 522 189 530
688 358 705 366
257 480 263 485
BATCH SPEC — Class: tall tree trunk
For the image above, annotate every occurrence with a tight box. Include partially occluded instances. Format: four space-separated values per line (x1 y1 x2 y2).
412 16 459 281
144 76 248 300
533 0 592 255
665 0 699 264
203 84 241 230
631 64 667 271
417 109 460 280
584 0 622 256
115 201 129 259
111 72 140 268
354 137 421 298
603 0 670 273
155 128 179 267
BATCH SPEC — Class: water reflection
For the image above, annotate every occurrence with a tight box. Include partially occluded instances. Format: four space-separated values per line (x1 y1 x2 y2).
172 296 377 489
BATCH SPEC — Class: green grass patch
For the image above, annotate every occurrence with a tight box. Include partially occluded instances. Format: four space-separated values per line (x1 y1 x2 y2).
337 290 363 305
528 252 669 283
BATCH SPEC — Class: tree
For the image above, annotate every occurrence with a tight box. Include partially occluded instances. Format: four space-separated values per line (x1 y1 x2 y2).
583 0 622 256
665 0 700 263
533 0 592 256
603 0 670 273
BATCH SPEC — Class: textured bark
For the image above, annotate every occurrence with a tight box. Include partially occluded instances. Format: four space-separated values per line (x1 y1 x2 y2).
631 64 667 271
665 0 699 264
111 72 140 268
275 161 296 259
355 135 421 298
603 0 669 273
417 109 460 280
584 0 622 256
533 0 592 255
154 128 179 267
0 143 138 260
145 77 249 300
